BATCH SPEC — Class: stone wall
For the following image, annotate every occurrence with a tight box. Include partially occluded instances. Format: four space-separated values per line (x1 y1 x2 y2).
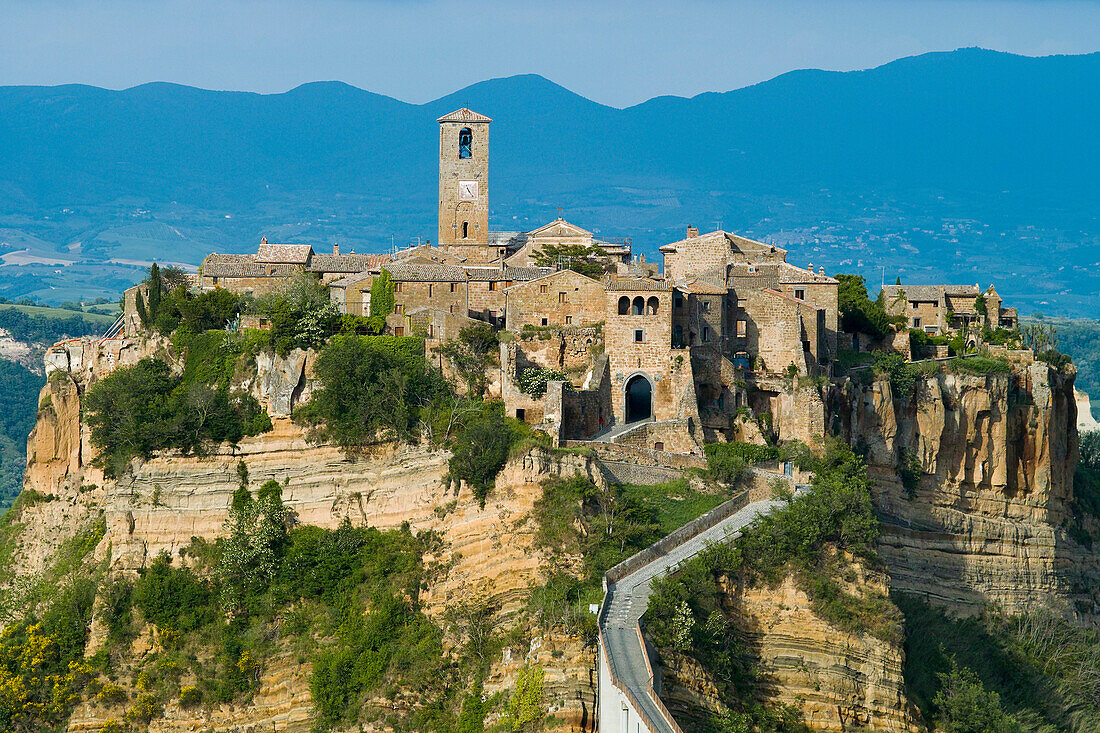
505 270 606 332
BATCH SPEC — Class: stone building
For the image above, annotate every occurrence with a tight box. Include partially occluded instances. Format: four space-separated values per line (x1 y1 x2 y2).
199 239 387 294
882 283 1019 335
503 269 607 332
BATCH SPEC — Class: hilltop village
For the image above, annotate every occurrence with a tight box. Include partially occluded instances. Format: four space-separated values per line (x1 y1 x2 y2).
161 107 1024 455
13 106 1089 733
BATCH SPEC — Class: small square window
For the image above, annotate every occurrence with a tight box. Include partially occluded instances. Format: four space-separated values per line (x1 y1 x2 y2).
394 326 404 336
541 317 548 326
428 324 435 338
450 283 458 292
701 300 711 312
737 298 747 309
488 281 498 291
558 292 567 304
565 315 572 324
394 304 404 315
795 288 805 300
702 325 710 342
634 329 644 343
540 284 548 294
737 320 747 338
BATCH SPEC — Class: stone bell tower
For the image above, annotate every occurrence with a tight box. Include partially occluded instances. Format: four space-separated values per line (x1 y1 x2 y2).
437 108 491 260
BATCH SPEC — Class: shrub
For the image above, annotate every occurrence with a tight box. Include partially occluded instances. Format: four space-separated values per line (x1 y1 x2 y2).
705 442 780 484
871 351 921 400
449 407 523 507
96 682 128 706
897 447 923 498
133 553 216 632
517 366 571 398
297 333 448 447
933 661 1023 733
500 666 545 731
435 323 499 398
947 356 1013 376
178 685 202 708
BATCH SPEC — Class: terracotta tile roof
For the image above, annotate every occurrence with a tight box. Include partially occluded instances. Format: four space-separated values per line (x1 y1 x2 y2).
202 254 265 278
308 253 389 273
329 271 374 288
674 278 727 295
384 261 469 282
882 284 979 303
256 243 313 264
437 107 492 123
607 277 670 291
777 262 838 285
463 266 552 281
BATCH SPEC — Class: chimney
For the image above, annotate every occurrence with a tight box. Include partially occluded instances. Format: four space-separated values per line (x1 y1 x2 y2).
639 253 645 263
818 266 825 275
686 226 699 239
260 236 268 245
808 262 813 273
333 243 340 255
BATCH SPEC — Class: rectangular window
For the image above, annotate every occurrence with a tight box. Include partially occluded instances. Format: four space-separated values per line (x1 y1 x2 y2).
394 304 404 315
449 304 456 314
634 328 644 343
795 288 805 300
450 283 458 293
488 281 498 291
674 294 684 308
541 317 548 326
428 284 434 297
702 325 710 342
394 282 402 293
737 298 747 309
558 292 566 304
565 316 572 324
737 320 747 338
701 300 710 312
516 408 526 421
913 317 922 328
428 324 435 338
540 284 548 294
211 276 218 285
394 326 404 336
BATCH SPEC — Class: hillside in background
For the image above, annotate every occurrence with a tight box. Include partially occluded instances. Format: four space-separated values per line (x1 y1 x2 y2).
0 48 1098 313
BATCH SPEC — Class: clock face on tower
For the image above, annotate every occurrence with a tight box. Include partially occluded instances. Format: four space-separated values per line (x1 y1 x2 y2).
458 180 479 201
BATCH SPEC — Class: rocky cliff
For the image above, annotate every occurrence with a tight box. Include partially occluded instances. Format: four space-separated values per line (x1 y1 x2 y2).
659 571 919 733
9 336 603 732
837 362 1083 617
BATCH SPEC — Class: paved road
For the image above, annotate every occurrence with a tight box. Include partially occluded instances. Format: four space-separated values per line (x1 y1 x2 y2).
600 493 799 732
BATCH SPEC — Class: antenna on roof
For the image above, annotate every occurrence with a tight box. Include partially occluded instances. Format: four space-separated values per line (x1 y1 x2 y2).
715 220 722 231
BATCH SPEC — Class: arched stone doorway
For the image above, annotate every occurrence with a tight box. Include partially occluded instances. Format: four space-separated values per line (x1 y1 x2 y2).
625 374 653 423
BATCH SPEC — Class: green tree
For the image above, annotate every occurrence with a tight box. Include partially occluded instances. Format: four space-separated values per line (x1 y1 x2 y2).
533 244 612 279
218 479 291 614
449 408 520 507
435 323 500 398
933 661 1023 733
836 274 896 338
500 666 545 731
82 357 175 476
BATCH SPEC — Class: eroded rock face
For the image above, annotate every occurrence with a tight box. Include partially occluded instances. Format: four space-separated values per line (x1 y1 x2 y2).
839 365 1082 617
659 574 919 733
15 336 600 731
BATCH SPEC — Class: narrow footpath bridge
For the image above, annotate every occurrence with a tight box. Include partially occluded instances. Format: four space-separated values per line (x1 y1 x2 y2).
596 479 806 733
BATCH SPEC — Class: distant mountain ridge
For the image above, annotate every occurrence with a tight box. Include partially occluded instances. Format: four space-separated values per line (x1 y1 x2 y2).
0 48 1098 314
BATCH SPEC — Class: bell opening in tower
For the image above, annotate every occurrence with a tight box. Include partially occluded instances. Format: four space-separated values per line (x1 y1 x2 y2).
459 128 472 159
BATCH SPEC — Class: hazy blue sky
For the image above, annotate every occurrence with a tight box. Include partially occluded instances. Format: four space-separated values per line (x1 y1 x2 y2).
1 0 1098 106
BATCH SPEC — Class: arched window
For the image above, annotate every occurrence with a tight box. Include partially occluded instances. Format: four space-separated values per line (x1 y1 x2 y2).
462 221 469 239
632 296 645 315
618 296 630 315
459 128 472 159
646 296 659 315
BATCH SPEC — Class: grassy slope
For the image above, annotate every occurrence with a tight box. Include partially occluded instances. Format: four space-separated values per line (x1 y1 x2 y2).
0 302 117 323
